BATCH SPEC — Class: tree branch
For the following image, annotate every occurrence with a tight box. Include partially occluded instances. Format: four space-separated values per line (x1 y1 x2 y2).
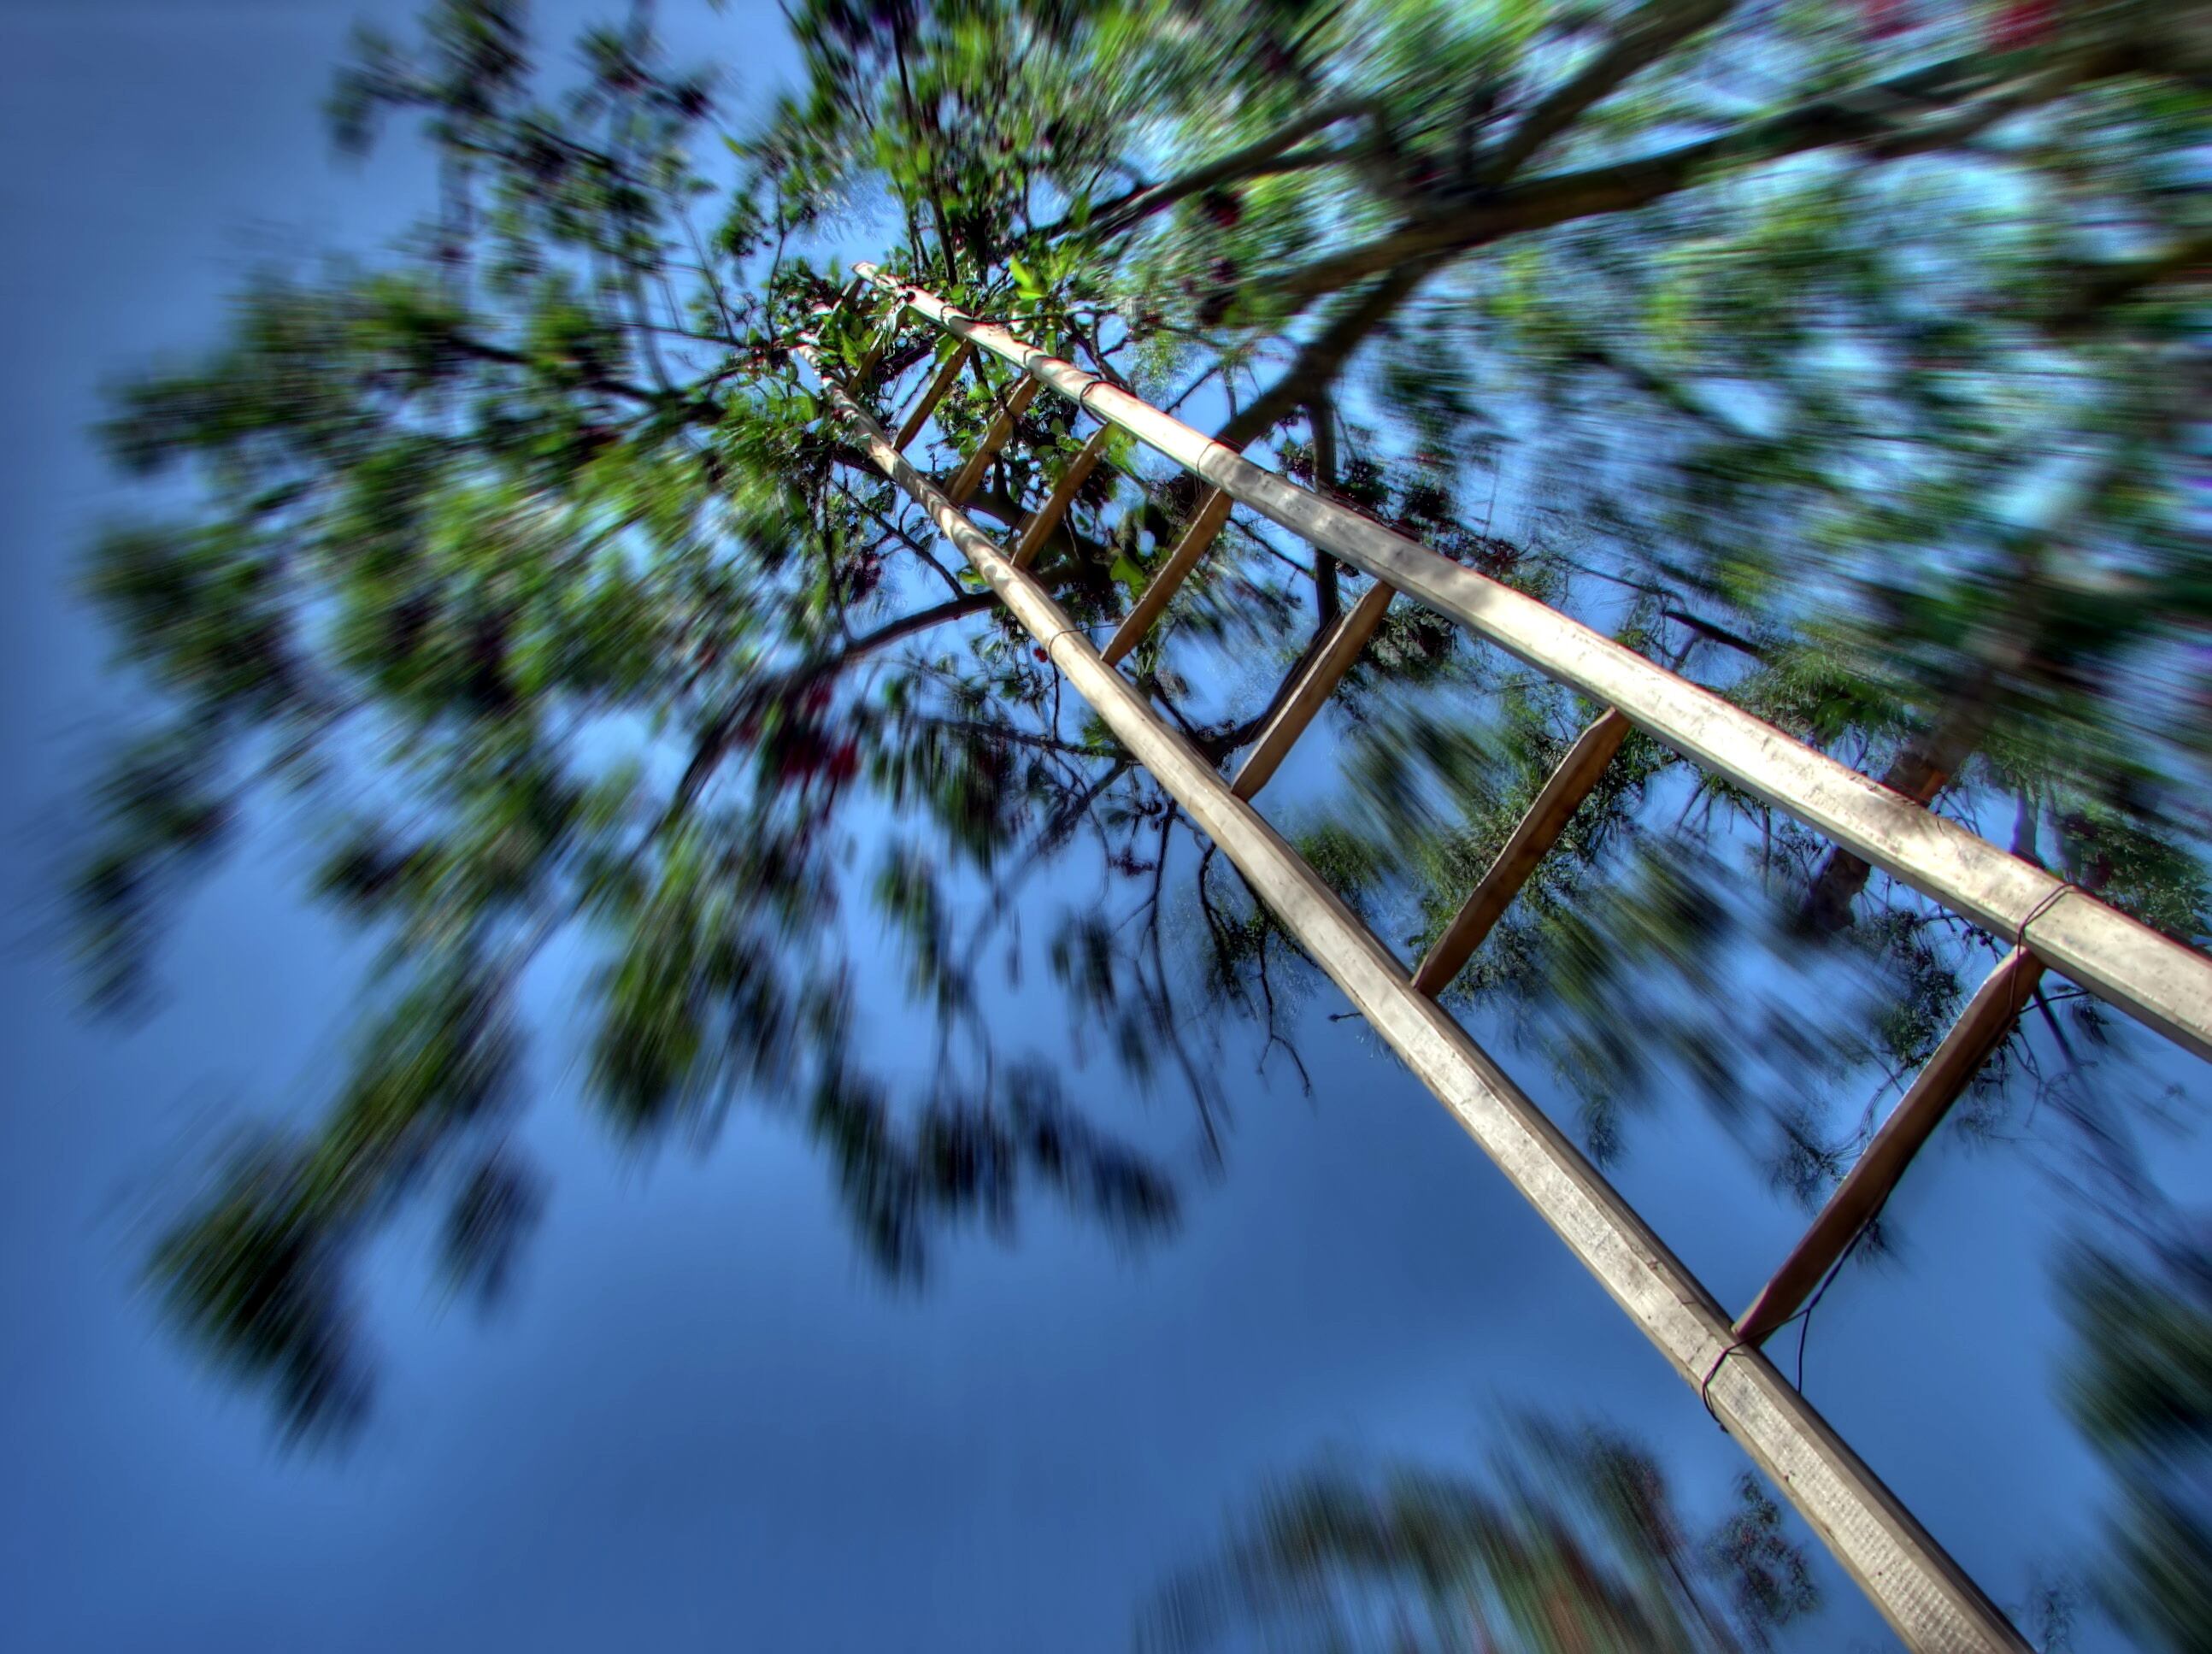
902 715 1121 761
1214 256 1440 450
448 332 715 419
2044 231 2212 335
668 591 999 819
1309 398 1342 628
1479 0 1737 186
838 483 966 597
1045 99 1371 242
1662 607 1766 661
1251 50 2112 305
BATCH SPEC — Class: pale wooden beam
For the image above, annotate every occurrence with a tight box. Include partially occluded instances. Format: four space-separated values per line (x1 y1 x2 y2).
944 375 1042 507
1100 486 1232 666
1012 425 1114 569
892 340 976 453
1229 579 1397 799
1733 945 2044 1348
1412 707 1632 995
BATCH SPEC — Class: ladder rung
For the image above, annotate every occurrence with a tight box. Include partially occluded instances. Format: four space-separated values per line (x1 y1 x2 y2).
1012 426 1114 569
892 340 976 453
1733 944 2044 1348
945 376 1043 507
1101 487 1233 666
1230 580 1397 800
1412 707 1632 995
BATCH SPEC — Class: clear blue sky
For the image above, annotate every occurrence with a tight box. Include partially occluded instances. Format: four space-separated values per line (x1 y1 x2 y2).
0 3 2180 1649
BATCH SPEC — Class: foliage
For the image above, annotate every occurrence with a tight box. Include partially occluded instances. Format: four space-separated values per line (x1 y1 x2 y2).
70 0 2212 1473
1144 1412 1821 1651
2062 1233 2212 1653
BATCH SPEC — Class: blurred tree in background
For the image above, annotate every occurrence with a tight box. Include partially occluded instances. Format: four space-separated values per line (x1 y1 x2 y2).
70 13 2209 1621
1144 1414 1823 1651
2061 1226 2212 1653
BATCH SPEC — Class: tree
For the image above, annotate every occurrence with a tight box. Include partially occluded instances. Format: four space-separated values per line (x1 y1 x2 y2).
1141 1412 1821 1651
74 0 2211 1443
2060 1227 2212 1653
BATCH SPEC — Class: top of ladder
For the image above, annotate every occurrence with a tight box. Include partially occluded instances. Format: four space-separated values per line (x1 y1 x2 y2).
846 261 2212 1071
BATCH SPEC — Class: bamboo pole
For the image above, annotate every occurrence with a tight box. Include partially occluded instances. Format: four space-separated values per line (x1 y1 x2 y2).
1413 708 1632 994
945 374 1041 507
1734 945 2044 1347
853 263 2212 1067
796 338 2030 1654
1012 425 1114 569
893 340 976 453
1101 487 1233 666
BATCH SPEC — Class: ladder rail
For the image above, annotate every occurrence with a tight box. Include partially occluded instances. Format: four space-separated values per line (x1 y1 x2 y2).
852 262 2212 1068
797 335 2031 1653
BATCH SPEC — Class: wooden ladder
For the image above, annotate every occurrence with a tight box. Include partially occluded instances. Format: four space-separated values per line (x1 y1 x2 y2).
798 268 2212 1652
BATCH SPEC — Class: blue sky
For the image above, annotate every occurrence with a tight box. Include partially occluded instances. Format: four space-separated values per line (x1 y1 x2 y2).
0 3 2191 1649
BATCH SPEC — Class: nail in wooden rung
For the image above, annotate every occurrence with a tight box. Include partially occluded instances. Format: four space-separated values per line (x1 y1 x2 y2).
1102 487 1233 666
893 340 976 454
1012 425 1113 569
1230 580 1397 800
1733 944 2044 1348
945 375 1043 507
1412 707 1632 996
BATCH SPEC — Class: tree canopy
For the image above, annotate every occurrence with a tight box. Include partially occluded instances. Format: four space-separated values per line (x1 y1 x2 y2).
72 17 2210 1612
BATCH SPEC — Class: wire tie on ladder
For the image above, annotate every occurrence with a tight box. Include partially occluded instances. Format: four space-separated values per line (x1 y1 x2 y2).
1039 625 1090 663
1701 1337 1750 1428
2014 880 2080 960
